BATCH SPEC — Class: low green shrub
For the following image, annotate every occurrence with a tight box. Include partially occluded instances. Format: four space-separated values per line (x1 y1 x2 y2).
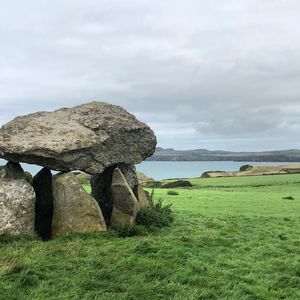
110 190 173 237
136 199 174 228
167 190 179 196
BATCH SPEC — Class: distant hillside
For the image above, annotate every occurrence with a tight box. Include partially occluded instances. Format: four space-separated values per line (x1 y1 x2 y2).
147 147 300 162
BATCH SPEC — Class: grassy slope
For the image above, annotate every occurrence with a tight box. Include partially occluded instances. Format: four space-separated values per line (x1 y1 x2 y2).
1 175 300 299
202 164 300 178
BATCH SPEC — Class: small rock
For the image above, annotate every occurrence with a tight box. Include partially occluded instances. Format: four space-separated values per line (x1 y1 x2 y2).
239 164 253 172
0 161 25 180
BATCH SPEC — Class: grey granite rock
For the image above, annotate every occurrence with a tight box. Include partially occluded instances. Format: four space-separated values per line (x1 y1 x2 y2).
51 172 107 237
110 168 139 227
0 179 35 234
0 102 157 174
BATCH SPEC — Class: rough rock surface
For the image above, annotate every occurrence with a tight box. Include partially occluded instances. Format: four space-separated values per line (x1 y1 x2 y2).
137 171 154 184
91 163 138 225
0 102 157 174
137 185 151 209
110 168 139 227
91 166 115 226
118 164 139 192
0 161 24 180
32 168 53 240
52 172 107 237
0 179 35 234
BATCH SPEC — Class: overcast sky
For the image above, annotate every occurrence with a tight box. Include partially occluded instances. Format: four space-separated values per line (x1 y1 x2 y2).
1 0 300 151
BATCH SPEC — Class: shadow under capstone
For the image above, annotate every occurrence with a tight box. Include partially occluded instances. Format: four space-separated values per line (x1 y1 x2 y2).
32 167 54 241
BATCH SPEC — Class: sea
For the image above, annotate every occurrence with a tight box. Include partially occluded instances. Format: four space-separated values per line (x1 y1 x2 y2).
1 158 299 180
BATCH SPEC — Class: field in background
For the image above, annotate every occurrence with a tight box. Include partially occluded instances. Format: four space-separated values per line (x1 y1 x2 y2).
1 174 300 299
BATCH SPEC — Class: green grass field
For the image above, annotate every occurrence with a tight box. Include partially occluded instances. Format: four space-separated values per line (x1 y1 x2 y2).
1 174 300 299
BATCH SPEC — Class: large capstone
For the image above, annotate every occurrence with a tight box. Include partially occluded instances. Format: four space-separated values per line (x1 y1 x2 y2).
32 167 54 240
0 102 157 174
110 168 139 227
52 172 107 237
0 179 35 235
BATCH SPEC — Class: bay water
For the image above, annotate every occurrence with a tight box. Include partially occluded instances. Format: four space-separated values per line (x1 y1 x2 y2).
1 158 299 180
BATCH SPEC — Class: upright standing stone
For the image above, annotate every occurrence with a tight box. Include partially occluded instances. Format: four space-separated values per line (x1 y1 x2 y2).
91 163 139 226
91 166 115 226
110 168 139 227
0 179 35 234
0 161 24 180
52 172 107 237
137 185 151 209
32 168 53 240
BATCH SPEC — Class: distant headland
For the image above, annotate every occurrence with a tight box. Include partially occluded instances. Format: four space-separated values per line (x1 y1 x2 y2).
147 147 300 162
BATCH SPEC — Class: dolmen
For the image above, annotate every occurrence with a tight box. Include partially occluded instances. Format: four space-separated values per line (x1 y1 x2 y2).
0 102 156 239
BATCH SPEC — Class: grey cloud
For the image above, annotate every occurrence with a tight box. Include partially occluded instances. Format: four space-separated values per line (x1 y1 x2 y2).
0 0 300 150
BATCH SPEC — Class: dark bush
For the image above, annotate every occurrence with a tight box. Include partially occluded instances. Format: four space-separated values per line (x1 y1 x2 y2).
143 181 163 188
162 180 192 188
282 196 295 200
136 199 174 228
167 190 179 196
239 164 253 172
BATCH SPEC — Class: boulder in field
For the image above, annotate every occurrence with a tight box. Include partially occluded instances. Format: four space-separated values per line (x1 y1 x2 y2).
0 102 156 174
0 179 35 235
239 164 253 172
110 168 139 227
51 172 107 237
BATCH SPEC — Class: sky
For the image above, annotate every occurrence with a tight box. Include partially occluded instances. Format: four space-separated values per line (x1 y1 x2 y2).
1 0 300 151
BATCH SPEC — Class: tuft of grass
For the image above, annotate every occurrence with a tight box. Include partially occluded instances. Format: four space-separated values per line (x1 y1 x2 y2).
134 241 157 254
136 199 174 228
110 225 149 238
282 195 295 200
167 190 179 196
